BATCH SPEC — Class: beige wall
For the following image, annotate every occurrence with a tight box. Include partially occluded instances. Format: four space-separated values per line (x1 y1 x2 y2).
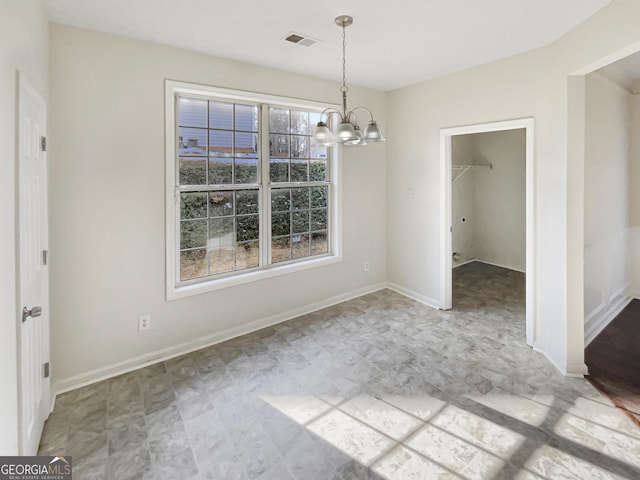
452 130 526 272
0 0 49 454
48 24 387 389
631 94 640 229
451 134 478 266
474 130 526 271
386 0 640 374
583 73 633 342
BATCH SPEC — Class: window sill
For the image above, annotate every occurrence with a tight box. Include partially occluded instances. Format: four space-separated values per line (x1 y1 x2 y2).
167 254 342 301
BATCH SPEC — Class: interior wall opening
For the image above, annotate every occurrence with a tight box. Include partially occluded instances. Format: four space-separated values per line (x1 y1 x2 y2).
440 119 535 346
450 129 526 317
580 49 640 420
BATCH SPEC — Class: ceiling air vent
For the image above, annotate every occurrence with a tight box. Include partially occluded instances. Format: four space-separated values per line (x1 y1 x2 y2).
283 32 318 47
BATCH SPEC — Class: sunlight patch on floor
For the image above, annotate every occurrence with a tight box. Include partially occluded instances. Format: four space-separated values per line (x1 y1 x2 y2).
260 391 530 478
307 409 396 465
466 392 551 427
524 444 626 480
260 394 332 424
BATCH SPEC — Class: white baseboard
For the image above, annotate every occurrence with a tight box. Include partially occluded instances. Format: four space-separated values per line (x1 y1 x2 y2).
52 282 387 398
565 362 590 377
452 258 477 269
584 291 632 347
533 345 589 377
473 259 526 273
452 258 525 273
386 282 440 309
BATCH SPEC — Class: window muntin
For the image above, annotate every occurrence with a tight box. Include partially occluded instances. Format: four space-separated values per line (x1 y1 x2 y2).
271 186 328 263
173 93 333 286
269 107 326 184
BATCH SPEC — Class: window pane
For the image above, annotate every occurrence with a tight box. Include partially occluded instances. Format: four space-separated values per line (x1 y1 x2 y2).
209 245 234 275
235 104 258 132
291 188 310 210
291 136 309 158
237 215 259 242
179 128 207 156
180 249 207 280
270 108 290 133
311 186 328 208
209 217 234 242
291 159 308 182
292 234 310 259
270 159 289 183
236 242 259 269
235 132 258 158
181 193 207 220
310 111 322 126
181 220 207 249
209 130 233 156
208 158 233 184
209 191 234 217
272 212 290 236
270 134 289 158
180 157 206 185
311 209 327 230
291 110 309 135
310 144 327 159
236 190 259 215
311 231 328 255
209 101 233 130
272 237 291 263
271 188 290 212
179 98 207 127
235 159 257 184
309 160 326 182
292 211 309 234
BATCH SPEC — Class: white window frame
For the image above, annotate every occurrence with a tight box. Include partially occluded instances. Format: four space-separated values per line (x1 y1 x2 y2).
165 80 342 300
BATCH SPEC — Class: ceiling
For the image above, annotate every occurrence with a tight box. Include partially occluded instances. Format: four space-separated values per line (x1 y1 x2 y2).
45 0 611 91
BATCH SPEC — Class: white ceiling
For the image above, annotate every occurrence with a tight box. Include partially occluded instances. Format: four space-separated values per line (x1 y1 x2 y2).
45 0 611 91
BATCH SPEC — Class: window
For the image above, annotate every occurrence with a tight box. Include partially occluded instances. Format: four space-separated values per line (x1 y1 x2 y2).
166 81 341 299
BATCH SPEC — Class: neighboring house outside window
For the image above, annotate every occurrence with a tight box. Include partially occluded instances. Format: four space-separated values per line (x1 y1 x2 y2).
165 81 341 299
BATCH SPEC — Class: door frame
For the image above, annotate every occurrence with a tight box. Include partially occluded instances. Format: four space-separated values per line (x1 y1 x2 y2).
439 118 535 346
16 71 50 455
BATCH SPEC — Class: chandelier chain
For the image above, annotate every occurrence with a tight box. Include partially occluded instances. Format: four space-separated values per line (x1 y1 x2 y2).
340 22 348 94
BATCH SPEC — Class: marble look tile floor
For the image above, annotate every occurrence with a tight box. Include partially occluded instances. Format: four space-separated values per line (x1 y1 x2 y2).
39 261 640 479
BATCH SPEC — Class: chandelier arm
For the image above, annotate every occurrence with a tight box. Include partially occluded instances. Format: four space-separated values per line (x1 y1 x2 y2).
320 108 344 124
344 110 360 126
349 106 376 122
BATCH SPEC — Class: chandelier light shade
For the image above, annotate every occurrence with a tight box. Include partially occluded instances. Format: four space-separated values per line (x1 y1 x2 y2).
311 15 385 147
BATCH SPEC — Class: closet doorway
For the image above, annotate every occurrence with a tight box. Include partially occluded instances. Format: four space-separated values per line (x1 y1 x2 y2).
439 119 535 346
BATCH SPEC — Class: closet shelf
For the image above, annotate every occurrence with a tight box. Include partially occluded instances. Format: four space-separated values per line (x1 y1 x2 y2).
452 163 492 183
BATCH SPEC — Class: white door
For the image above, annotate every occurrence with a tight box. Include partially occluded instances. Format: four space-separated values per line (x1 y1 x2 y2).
18 73 50 455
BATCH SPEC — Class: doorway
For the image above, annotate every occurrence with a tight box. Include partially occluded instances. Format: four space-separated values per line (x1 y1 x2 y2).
440 118 535 346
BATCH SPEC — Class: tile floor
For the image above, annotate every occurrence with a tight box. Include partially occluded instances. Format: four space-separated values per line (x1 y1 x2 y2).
39 262 640 479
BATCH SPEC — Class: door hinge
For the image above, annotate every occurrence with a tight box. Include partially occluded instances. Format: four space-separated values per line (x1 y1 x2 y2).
42 250 48 265
41 136 47 152
43 362 50 378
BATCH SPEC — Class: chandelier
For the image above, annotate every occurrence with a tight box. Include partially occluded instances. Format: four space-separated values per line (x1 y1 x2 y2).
311 15 385 147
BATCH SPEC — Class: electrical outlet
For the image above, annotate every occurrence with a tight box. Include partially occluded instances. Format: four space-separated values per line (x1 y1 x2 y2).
364 261 370 272
138 315 151 332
